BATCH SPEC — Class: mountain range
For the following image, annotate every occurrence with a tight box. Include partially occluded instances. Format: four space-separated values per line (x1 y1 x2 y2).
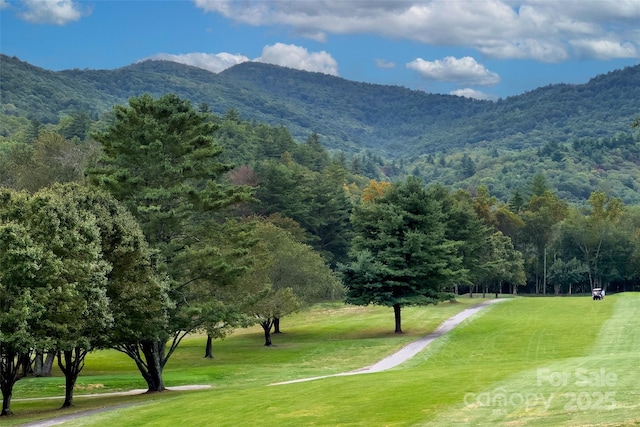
1 54 639 203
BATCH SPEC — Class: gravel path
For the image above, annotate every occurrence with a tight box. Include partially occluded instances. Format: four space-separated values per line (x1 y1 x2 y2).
271 298 508 385
17 386 212 427
18 298 507 425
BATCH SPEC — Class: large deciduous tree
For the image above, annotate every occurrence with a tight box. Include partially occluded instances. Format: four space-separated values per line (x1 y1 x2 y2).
547 257 588 295
0 186 116 413
259 221 343 334
50 184 170 390
341 177 458 333
28 187 112 408
87 94 251 391
242 221 344 345
0 190 48 416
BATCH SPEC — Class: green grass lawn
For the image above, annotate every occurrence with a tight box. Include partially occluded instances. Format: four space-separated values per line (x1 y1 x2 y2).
6 294 640 426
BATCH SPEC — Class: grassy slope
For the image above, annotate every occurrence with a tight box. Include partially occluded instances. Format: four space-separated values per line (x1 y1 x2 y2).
6 299 478 424
8 295 640 426
423 293 640 426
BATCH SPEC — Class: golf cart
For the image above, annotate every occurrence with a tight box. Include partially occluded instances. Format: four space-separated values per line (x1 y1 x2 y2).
592 288 604 300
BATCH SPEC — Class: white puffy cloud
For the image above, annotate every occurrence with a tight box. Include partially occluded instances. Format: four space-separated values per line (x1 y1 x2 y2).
255 43 338 75
194 0 640 62
141 52 250 73
0 0 9 9
407 56 500 86
450 88 499 101
18 0 88 25
142 44 338 76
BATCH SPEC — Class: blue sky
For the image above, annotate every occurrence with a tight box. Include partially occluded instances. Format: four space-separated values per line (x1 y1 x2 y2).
1 0 639 100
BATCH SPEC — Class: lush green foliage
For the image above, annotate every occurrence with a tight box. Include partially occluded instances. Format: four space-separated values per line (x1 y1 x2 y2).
241 220 344 344
2 54 640 203
342 177 463 332
0 185 157 413
2 79 640 295
86 94 254 392
1 130 96 192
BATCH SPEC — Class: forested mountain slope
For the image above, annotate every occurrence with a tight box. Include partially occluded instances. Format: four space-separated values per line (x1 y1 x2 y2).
1 54 639 202
2 54 638 154
220 61 640 156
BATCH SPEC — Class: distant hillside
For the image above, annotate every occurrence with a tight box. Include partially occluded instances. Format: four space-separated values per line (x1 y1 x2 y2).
220 61 488 153
3 54 638 155
1 54 640 203
0 55 120 123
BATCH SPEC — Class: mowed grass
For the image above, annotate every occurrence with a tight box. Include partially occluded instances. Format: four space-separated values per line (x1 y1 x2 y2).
8 294 640 426
5 298 477 425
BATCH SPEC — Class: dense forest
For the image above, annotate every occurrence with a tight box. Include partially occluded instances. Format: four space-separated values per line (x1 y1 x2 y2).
2 54 640 203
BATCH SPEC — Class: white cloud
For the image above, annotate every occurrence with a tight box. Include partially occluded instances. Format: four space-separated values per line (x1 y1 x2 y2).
18 0 87 25
256 43 338 75
375 59 396 69
141 52 250 73
142 43 338 76
193 0 640 62
0 0 9 9
570 38 639 60
450 88 499 101
477 39 570 63
407 56 500 86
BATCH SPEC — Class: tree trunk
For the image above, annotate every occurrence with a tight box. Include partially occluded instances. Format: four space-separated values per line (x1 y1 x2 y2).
261 319 274 346
33 351 55 377
1 389 12 416
543 248 547 295
393 304 403 334
273 317 281 334
57 348 88 408
140 341 166 392
116 339 168 393
43 352 55 376
19 353 32 378
0 349 19 416
33 351 44 377
204 335 214 359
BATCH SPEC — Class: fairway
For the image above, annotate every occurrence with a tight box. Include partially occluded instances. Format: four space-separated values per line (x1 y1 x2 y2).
424 293 640 426
8 294 640 426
